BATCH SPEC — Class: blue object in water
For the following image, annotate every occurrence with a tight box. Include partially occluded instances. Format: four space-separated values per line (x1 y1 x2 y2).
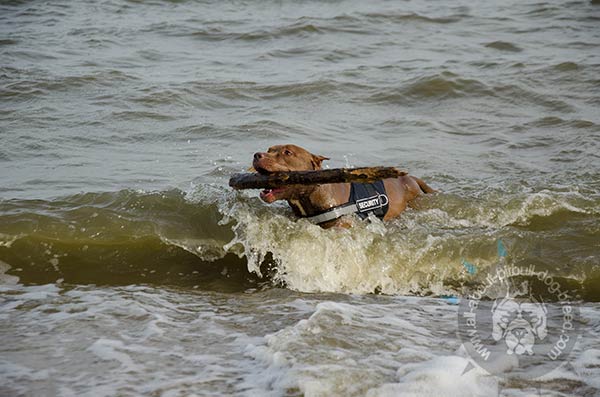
440 295 459 305
462 259 477 275
497 239 508 257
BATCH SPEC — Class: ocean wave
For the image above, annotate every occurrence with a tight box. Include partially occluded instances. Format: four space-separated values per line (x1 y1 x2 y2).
493 83 575 112
0 189 257 289
484 41 522 52
523 116 597 129
1 185 598 299
149 14 388 43
367 72 492 103
111 110 176 121
246 298 499 396
145 6 471 45
0 70 139 100
144 10 465 44
360 11 467 24
150 20 336 42
222 185 599 298
186 79 367 102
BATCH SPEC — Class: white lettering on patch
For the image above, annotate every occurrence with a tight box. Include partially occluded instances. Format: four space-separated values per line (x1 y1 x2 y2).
356 195 387 212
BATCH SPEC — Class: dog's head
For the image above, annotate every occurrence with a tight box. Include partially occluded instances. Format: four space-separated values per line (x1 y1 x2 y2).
252 144 329 203
491 296 547 356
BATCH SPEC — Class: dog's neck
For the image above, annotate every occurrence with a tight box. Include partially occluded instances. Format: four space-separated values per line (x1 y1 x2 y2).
286 183 350 218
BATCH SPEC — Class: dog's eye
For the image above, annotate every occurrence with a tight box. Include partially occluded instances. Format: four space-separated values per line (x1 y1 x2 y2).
284 150 293 156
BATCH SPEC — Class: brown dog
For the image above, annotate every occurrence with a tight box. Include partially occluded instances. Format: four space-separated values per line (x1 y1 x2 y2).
252 144 435 227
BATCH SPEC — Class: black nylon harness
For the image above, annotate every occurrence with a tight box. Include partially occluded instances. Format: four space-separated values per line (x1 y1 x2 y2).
306 181 390 225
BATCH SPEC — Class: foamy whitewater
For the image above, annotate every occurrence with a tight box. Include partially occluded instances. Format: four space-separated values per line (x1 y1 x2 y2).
2 284 600 396
1 0 600 395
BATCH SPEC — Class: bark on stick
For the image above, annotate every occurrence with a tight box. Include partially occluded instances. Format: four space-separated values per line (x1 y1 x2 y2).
229 167 406 190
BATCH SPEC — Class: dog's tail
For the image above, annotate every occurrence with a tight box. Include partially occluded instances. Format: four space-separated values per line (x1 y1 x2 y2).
413 176 436 194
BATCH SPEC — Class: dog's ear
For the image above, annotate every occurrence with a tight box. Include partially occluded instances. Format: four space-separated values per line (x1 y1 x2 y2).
311 155 329 170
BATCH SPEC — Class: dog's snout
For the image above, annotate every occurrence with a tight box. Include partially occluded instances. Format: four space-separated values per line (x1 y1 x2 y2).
254 152 265 161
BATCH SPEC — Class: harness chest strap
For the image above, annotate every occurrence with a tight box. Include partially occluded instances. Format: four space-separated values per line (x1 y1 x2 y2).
306 182 390 224
306 202 364 224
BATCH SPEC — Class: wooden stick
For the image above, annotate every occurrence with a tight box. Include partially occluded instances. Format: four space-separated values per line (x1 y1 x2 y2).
229 167 407 190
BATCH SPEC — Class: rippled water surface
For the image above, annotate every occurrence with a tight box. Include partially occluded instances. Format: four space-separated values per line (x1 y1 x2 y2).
1 0 600 395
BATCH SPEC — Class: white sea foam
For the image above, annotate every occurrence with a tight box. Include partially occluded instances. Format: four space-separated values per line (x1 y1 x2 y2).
242 297 467 396
219 185 598 295
367 355 497 397
0 233 23 248
573 348 600 389
222 198 458 294
0 260 19 285
1 284 599 396
87 339 141 372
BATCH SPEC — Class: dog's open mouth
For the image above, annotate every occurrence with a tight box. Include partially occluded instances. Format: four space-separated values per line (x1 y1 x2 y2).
255 166 271 175
253 164 292 202
260 187 286 202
